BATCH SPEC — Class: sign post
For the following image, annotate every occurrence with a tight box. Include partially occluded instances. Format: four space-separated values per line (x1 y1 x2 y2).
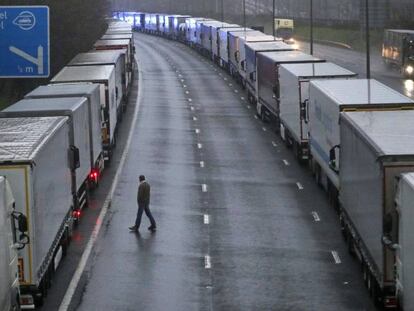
0 6 50 78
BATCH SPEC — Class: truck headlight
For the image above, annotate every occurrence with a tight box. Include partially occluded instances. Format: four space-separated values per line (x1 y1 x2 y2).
406 65 414 75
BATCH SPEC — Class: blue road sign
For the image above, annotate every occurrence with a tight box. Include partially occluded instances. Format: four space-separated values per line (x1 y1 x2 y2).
0 6 50 78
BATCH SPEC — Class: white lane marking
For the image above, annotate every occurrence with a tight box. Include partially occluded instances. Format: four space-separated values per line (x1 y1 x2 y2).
234 90 239 93
241 96 245 100
283 159 290 166
204 214 210 224
178 74 182 77
224 77 227 81
181 79 185 82
296 182 304 190
58 56 143 311
195 129 200 134
197 143 203 149
262 127 267 132
204 255 212 269
190 106 194 111
193 116 198 121
246 105 251 109
202 184 208 192
272 141 278 147
200 161 205 168
311 211 321 222
254 115 258 119
331 251 342 264
229 83 232 87
185 90 189 94
183 84 187 88
188 98 193 102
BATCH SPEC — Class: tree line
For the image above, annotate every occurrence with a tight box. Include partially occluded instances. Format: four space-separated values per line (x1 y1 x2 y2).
0 0 111 109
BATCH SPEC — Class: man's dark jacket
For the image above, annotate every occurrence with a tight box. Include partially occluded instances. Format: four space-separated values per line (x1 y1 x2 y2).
138 181 150 204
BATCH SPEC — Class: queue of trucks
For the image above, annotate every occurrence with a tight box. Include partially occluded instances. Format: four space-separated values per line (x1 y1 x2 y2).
0 19 135 309
111 11 414 310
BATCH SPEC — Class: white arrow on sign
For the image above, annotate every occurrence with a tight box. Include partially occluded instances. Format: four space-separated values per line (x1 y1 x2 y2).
9 45 44 74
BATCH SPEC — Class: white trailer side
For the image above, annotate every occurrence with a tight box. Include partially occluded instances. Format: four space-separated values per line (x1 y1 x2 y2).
279 63 356 161
51 65 117 161
0 117 73 307
339 110 414 309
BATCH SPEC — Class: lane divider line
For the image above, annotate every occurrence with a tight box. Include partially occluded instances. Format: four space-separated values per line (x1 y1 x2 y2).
204 255 212 269
296 182 304 190
193 116 198 121
283 159 290 166
311 211 321 222
202 184 208 192
272 141 278 147
197 143 203 149
331 251 342 264
262 127 267 132
204 214 210 224
195 129 200 134
200 161 205 168
58 57 144 311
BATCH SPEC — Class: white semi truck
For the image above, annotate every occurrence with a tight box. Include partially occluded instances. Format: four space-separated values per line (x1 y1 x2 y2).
339 110 414 309
0 117 74 308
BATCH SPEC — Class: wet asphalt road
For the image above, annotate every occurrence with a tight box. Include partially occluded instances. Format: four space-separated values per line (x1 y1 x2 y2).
62 33 379 311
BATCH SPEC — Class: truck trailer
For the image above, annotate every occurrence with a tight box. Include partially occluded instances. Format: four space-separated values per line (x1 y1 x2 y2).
278 63 356 161
339 110 414 309
51 65 118 161
24 83 104 187
256 50 324 122
68 51 129 112
211 23 240 63
244 40 294 104
0 97 93 218
308 79 414 198
0 117 74 307
0 177 22 311
382 29 414 78
218 28 253 70
94 39 134 75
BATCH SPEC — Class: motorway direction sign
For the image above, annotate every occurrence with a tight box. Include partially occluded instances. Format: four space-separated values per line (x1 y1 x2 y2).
0 6 50 78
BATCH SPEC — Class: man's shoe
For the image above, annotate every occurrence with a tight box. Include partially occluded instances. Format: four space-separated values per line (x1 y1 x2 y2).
129 226 138 231
148 226 156 232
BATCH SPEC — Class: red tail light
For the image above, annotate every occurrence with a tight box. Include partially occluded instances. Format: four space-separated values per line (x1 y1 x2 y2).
72 210 81 218
89 169 99 182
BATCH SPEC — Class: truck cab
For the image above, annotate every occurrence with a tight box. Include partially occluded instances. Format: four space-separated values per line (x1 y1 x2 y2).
403 35 414 77
274 18 294 44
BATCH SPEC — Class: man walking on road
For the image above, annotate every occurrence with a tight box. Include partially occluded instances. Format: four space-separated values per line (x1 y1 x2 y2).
129 175 157 232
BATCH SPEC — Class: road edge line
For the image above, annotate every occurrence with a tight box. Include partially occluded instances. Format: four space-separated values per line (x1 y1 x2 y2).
58 58 143 311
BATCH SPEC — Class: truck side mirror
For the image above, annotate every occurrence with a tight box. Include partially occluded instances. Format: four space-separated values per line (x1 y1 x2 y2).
241 60 245 70
69 145 80 170
249 71 256 81
133 46 136 54
17 213 28 232
329 145 340 173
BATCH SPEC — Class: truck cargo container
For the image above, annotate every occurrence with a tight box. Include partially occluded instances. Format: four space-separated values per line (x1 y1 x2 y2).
51 65 118 161
158 14 168 35
200 21 229 57
24 83 104 187
185 17 205 46
308 79 414 197
395 173 414 310
235 35 281 86
218 28 254 70
0 177 22 311
228 31 276 78
94 39 134 74
245 41 294 104
195 19 216 49
68 51 128 111
256 51 324 121
101 33 133 44
339 110 414 309
0 97 92 216
211 23 240 63
134 13 146 31
0 117 74 307
170 15 191 40
278 63 356 161
382 29 414 78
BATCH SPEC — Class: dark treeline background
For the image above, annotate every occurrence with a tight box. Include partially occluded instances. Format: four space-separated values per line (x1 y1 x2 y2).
0 0 111 108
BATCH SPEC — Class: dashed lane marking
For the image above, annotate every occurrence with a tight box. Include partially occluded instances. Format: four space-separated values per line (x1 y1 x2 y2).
202 184 208 192
283 159 290 166
190 106 194 111
188 98 193 102
272 141 278 147
234 90 239 93
185 90 189 94
331 251 342 264
246 105 251 109
311 211 321 222
195 129 200 134
200 161 205 168
262 127 267 132
204 255 212 269
241 96 245 100
254 115 258 119
197 143 203 149
193 116 198 121
204 214 210 224
296 182 304 190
